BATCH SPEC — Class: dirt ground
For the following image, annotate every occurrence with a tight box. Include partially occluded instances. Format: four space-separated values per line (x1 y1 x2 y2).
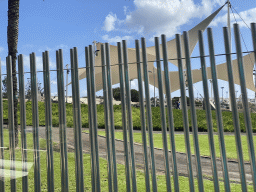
34 127 253 184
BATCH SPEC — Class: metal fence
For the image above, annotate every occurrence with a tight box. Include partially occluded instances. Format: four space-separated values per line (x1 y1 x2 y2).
1 23 256 191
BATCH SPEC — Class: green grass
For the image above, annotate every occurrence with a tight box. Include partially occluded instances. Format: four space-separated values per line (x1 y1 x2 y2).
1 129 252 191
84 130 255 162
3 100 256 132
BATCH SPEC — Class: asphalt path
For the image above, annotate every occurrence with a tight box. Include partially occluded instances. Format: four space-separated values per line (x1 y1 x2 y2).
31 126 254 184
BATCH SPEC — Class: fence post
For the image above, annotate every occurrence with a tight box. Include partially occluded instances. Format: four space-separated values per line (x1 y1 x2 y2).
234 24 256 191
123 40 137 192
117 42 131 192
89 45 101 192
101 44 114 192
71 47 85 191
85 47 96 192
135 39 151 192
18 54 29 192
176 34 195 191
155 36 172 192
56 49 69 192
30 52 41 192
141 37 158 192
161 34 179 191
105 43 118 191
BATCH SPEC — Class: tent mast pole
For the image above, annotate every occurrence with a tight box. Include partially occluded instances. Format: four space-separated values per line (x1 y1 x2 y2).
227 0 233 111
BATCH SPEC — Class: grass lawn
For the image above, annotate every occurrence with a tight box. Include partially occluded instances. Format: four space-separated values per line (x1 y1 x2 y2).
84 130 256 162
1 130 252 191
3 100 256 132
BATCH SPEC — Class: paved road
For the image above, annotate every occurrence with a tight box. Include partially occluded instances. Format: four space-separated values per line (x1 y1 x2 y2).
34 127 253 183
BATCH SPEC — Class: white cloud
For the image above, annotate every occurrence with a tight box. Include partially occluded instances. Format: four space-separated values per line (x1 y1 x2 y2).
102 0 226 39
102 35 133 43
103 12 118 32
51 80 57 85
0 47 4 53
211 7 256 28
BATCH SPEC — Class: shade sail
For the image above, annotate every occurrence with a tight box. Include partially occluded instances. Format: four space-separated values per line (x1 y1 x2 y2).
75 3 256 93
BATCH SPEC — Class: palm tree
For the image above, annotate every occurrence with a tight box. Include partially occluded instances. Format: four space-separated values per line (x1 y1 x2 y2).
8 0 20 147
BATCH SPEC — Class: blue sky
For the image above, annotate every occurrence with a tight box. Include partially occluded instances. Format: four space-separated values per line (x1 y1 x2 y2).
0 0 255 99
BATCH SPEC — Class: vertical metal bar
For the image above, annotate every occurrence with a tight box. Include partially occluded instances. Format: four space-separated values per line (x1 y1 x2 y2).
89 45 101 191
250 23 256 190
105 43 118 191
18 54 28 192
251 23 256 107
208 27 247 191
141 37 158 191
56 49 69 192
161 34 179 191
70 49 79 191
207 28 231 192
85 47 96 192
7 55 16 192
0 58 4 192
72 47 85 191
198 30 222 191
7 55 16 191
234 23 256 190
101 44 113 192
176 34 195 191
43 51 55 192
183 31 206 192
30 52 41 192
135 40 150 192
155 37 172 192
117 42 131 192
122 40 137 192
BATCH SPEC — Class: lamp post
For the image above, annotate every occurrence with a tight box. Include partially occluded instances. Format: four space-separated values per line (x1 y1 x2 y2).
66 64 69 103
148 70 156 107
221 87 224 104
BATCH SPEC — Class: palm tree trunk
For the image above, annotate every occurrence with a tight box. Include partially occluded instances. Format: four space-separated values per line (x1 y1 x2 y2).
8 0 20 147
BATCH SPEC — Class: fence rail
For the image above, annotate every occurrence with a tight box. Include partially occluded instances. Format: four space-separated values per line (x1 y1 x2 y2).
0 23 256 191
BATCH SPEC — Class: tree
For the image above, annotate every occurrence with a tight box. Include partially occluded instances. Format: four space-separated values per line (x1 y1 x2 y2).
8 0 20 147
25 80 44 100
113 87 121 101
2 76 8 98
130 89 139 102
112 87 140 102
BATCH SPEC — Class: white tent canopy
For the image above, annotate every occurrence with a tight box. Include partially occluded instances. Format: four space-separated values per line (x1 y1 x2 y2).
76 3 256 93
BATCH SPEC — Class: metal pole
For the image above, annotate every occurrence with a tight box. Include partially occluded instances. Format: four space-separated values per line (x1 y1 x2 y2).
105 43 118 191
221 87 224 104
153 67 156 107
175 34 194 191
85 47 96 192
101 44 113 192
7 55 16 192
0 58 4 192
65 64 69 103
43 51 55 192
56 49 69 192
72 47 85 191
199 30 222 191
30 53 41 192
135 40 151 192
122 40 137 192
117 42 131 192
183 31 206 192
155 37 172 192
234 23 256 191
161 34 179 191
141 37 158 191
89 45 101 191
